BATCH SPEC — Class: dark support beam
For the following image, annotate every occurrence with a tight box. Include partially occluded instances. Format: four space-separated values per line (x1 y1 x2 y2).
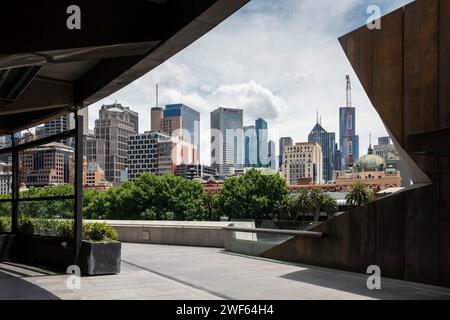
11 135 19 234
0 129 76 155
74 114 83 265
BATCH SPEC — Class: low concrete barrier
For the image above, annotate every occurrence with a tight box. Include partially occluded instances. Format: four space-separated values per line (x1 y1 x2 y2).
87 220 232 248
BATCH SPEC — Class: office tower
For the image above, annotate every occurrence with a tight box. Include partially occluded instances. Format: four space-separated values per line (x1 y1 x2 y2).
162 103 200 161
282 142 323 185
86 162 107 187
95 103 139 184
158 138 197 176
0 161 12 195
210 107 243 175
333 145 341 173
68 156 88 185
21 142 74 186
127 132 170 180
84 133 107 172
244 125 257 167
0 132 21 164
339 107 359 169
279 137 293 168
43 108 89 146
151 107 164 132
175 164 217 181
268 140 277 171
255 118 268 168
308 122 336 182
127 132 197 180
378 136 391 146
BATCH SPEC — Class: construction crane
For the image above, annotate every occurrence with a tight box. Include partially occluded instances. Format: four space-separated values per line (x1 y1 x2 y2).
345 75 354 168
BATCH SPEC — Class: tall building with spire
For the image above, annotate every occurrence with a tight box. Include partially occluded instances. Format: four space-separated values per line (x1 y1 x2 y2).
339 107 359 169
308 119 336 183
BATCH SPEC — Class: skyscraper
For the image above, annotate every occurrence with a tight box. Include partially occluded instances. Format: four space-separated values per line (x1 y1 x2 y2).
95 103 139 184
244 125 257 167
255 118 268 168
282 142 323 185
378 136 391 146
268 140 277 171
151 107 164 132
210 107 243 175
44 108 89 147
279 137 293 168
339 107 359 169
162 104 200 161
308 122 336 182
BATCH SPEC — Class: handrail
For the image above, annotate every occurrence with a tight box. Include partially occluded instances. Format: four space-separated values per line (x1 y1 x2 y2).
222 226 325 238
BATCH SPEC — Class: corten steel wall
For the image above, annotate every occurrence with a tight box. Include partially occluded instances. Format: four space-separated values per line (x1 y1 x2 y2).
264 0 450 287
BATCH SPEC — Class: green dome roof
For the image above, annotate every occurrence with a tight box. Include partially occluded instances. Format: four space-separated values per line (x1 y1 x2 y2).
385 165 398 175
355 146 386 172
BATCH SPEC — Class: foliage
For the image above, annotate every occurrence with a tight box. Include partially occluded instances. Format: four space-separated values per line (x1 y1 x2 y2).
216 169 289 220
1 171 349 224
0 215 11 233
321 194 338 215
16 214 118 242
345 182 376 207
83 222 119 242
309 188 326 222
293 189 314 220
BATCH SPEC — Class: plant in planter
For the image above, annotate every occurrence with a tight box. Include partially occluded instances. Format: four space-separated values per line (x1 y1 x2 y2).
80 222 121 276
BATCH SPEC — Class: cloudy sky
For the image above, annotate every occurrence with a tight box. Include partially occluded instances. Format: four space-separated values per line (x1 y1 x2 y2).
87 0 413 165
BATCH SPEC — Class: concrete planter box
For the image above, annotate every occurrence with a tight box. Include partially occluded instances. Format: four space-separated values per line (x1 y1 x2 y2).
80 240 121 276
0 234 16 262
16 234 73 268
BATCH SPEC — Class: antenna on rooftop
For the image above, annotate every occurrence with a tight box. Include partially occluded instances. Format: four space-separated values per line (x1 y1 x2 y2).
156 84 159 108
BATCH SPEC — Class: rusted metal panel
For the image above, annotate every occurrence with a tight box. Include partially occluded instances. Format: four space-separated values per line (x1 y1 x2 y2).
403 0 439 137
374 191 406 279
373 8 404 145
404 183 440 285
439 0 450 128
439 168 450 286
339 25 374 101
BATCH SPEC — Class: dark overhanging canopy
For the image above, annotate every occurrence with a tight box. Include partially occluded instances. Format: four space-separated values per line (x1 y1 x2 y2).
0 0 249 134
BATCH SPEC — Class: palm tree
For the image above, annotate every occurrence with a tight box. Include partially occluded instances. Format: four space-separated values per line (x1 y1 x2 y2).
321 194 338 220
293 189 313 221
309 188 326 222
345 182 375 207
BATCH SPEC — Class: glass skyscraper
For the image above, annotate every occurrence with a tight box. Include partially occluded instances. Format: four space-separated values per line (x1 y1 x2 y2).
210 107 243 175
255 118 268 168
244 125 257 167
339 107 359 169
163 104 200 161
308 122 336 183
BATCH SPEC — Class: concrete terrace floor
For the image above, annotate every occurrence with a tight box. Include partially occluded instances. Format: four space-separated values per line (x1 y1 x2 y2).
1 243 450 300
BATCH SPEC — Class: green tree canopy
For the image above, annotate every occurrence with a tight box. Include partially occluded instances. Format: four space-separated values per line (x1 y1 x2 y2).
345 182 376 207
216 169 289 220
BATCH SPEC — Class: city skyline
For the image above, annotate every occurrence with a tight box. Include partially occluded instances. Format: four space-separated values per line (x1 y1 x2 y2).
84 0 412 165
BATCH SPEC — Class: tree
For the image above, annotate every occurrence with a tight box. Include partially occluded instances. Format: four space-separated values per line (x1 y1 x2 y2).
345 182 375 207
203 193 219 221
292 189 313 221
309 188 326 222
217 169 289 220
321 194 338 220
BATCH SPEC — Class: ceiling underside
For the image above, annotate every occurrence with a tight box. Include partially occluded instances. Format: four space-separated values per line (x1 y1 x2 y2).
0 0 249 134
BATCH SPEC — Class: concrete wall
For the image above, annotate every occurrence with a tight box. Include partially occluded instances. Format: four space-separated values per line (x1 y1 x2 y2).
88 220 231 248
